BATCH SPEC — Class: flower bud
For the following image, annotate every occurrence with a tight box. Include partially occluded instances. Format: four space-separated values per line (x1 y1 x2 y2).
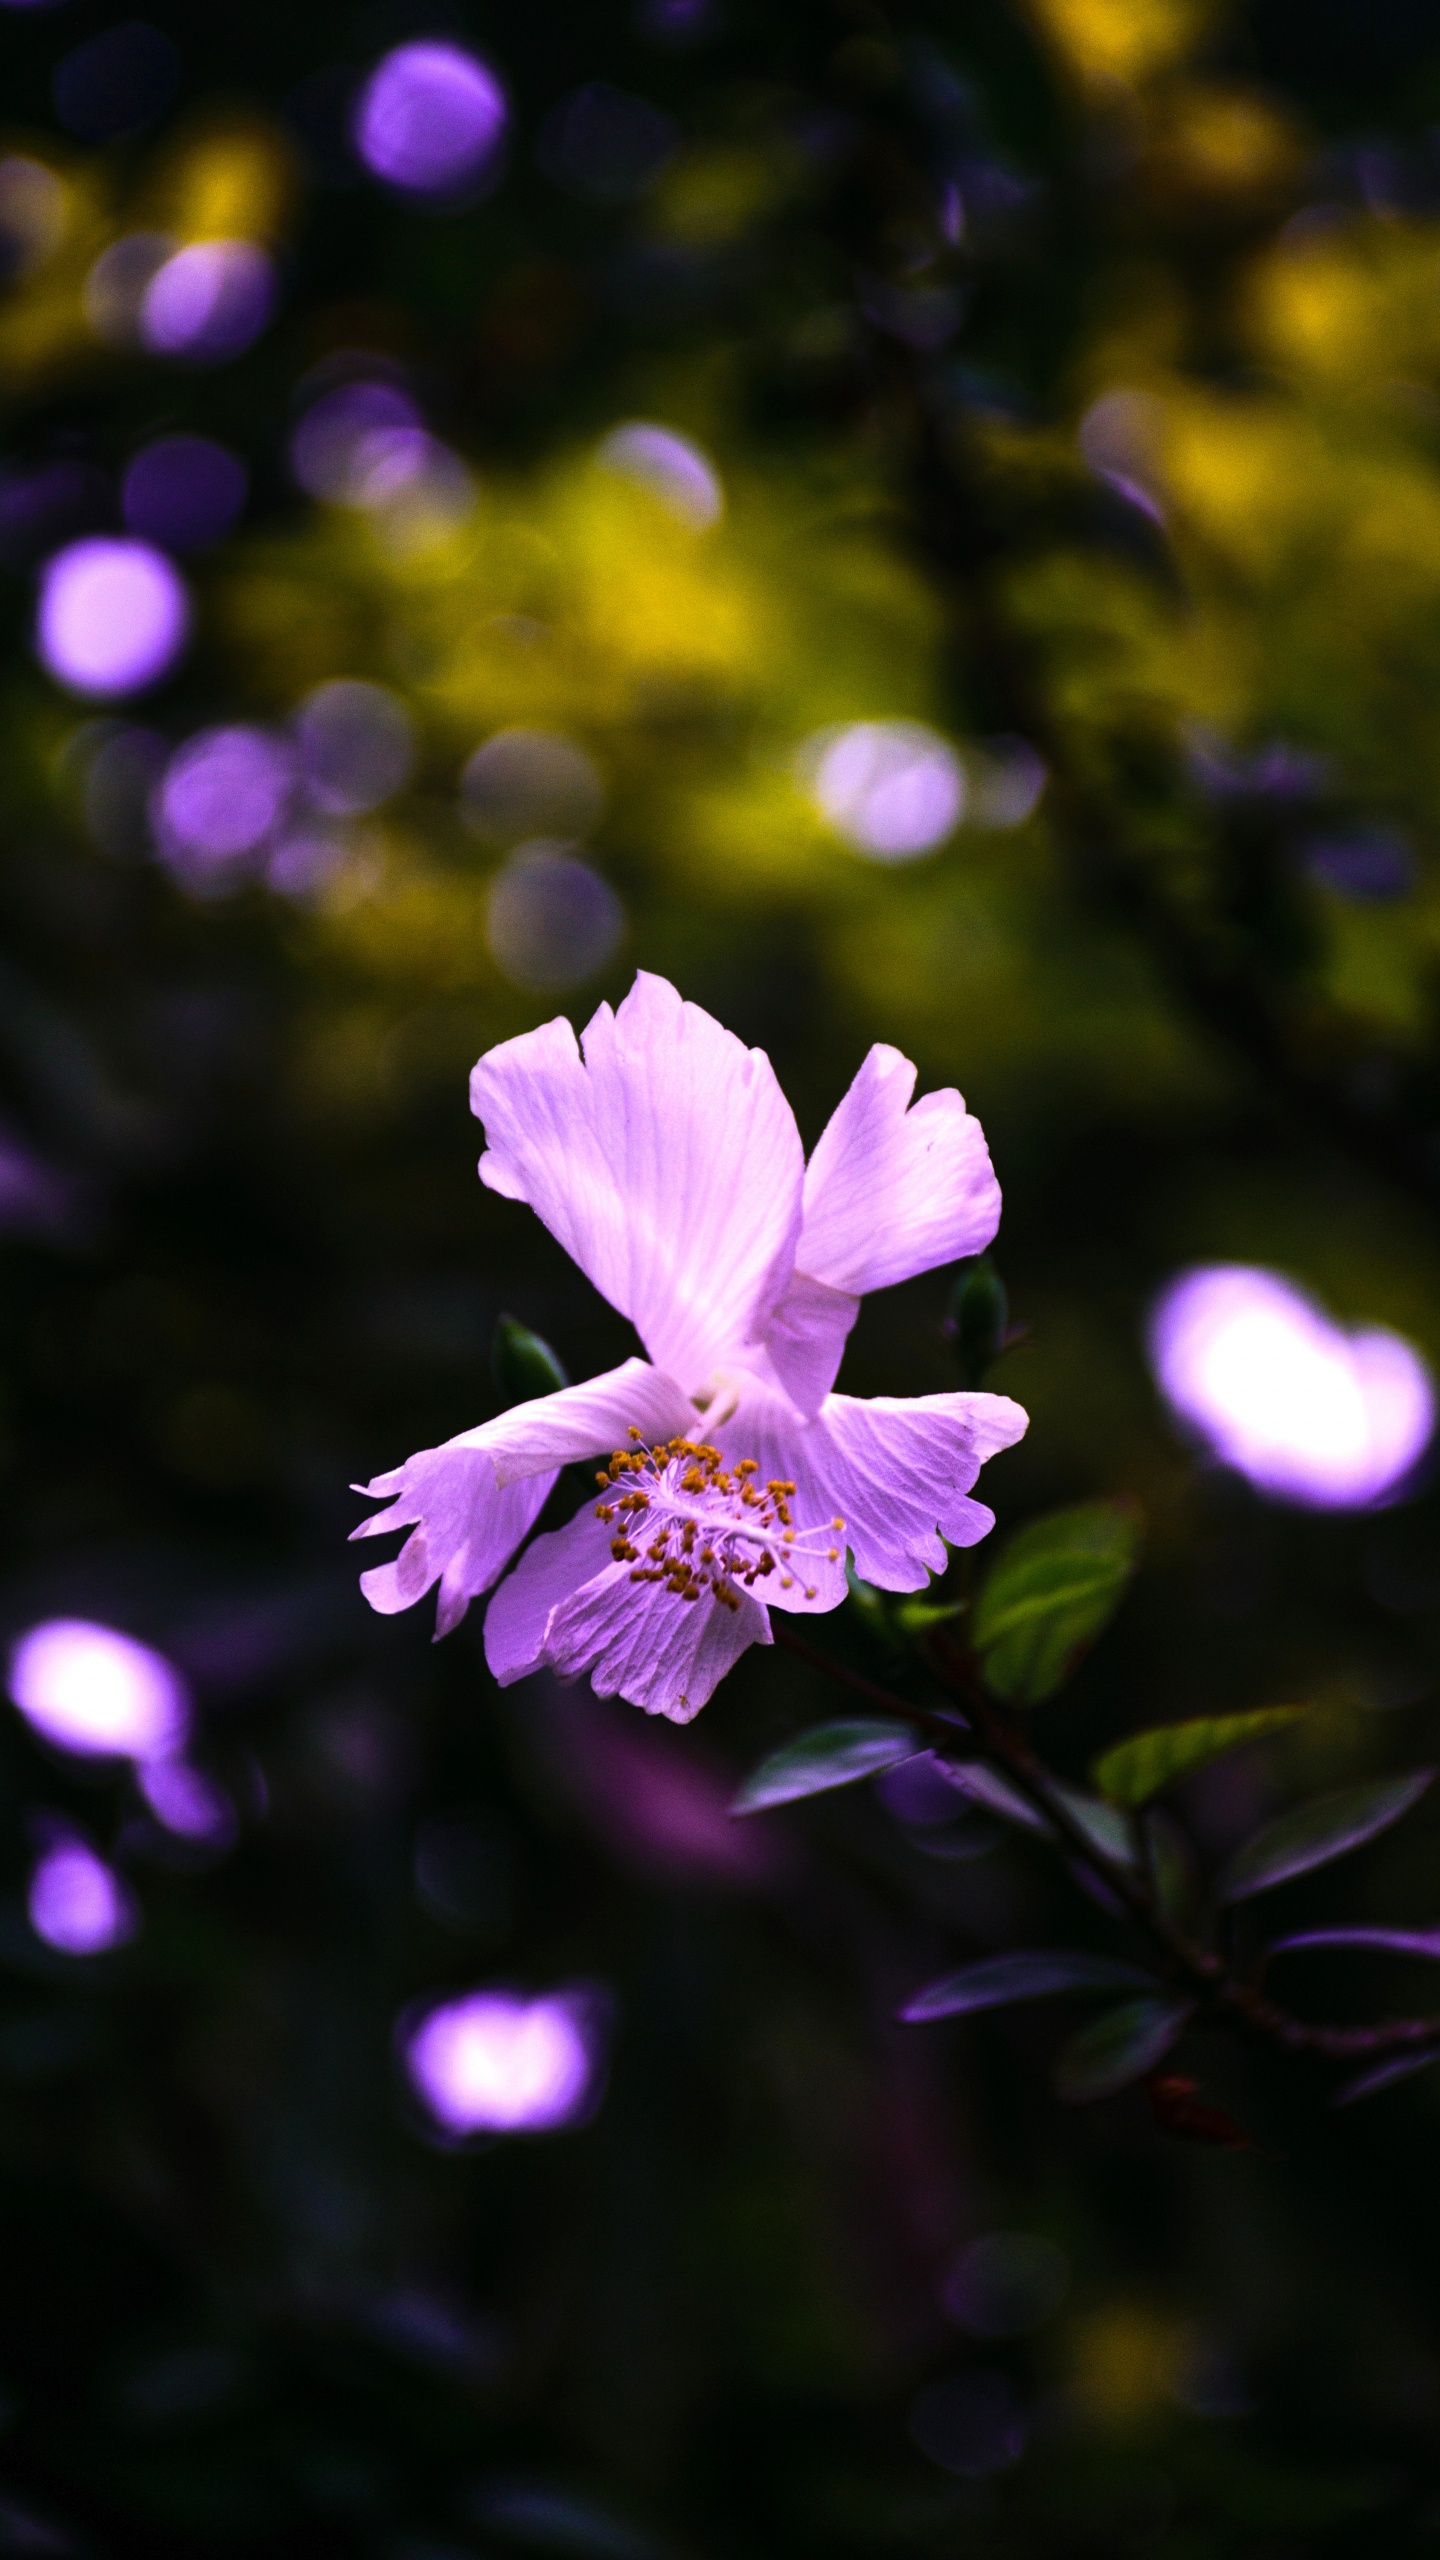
490 1313 568 1408
946 1254 1008 1389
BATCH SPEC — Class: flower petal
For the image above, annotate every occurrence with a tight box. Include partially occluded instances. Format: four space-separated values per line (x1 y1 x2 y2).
358 1450 556 1634
485 1505 613 1686
717 1381 1028 1596
544 1566 771 1723
355 1359 688 1635
471 972 805 1395
485 1497 772 1718
481 1359 693 1485
796 1043 1001 1297
762 1269 860 1417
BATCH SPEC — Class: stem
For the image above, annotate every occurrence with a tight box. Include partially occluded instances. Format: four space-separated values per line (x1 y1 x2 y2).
774 1623 1440 2072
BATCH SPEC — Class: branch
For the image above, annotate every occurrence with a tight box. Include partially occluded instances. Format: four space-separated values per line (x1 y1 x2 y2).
774 1622 1440 2071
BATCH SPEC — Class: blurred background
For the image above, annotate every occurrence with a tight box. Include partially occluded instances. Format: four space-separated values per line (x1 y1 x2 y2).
7 0 1440 2549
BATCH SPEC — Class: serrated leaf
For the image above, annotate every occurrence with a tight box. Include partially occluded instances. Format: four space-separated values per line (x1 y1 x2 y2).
1272 1926 1440 1961
971 1502 1141 1704
1092 1708 1307 1809
1217 1771 1434 1905
1054 1995 1193 2103
899 1949 1155 2023
731 1719 918 1815
1331 2046 1440 2108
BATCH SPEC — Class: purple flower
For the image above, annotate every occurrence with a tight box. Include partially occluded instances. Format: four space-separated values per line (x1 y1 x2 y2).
353 973 1026 1720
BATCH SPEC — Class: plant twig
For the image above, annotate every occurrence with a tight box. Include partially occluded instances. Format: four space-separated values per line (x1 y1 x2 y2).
774 1620 1440 2071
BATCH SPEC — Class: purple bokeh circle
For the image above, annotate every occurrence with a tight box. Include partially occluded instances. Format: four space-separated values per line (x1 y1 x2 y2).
354 43 506 196
35 537 190 698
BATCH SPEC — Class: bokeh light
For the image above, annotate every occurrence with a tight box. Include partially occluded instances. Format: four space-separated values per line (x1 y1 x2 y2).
537 82 677 203
52 22 179 143
1149 1265 1436 1508
460 727 604 844
122 435 248 551
36 538 189 698
81 723 169 857
402 1989 602 2135
265 822 352 901
354 42 506 196
294 679 414 813
288 381 470 532
941 2233 1070 2336
9 1619 189 1760
154 726 293 878
0 158 67 277
596 421 723 526
83 230 173 348
137 1759 237 1847
139 239 276 363
486 845 625 991
28 1839 138 1956
804 718 966 859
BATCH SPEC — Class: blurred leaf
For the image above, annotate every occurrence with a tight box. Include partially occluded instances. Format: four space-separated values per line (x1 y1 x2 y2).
491 1314 568 1407
1218 1772 1434 1904
731 1719 918 1814
1053 1780 1141 1868
1054 1996 1194 2103
937 1758 1052 1833
972 1502 1141 1703
892 1594 968 1637
936 1761 1140 1863
899 1950 1155 2023
845 1568 896 1642
1144 1805 1202 1933
467 2480 675 2559
1272 1925 1440 1959
1331 2047 1440 2107
1092 1707 1307 1807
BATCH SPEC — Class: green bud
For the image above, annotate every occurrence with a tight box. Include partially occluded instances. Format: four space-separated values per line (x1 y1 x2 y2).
946 1254 1009 1389
490 1313 568 1409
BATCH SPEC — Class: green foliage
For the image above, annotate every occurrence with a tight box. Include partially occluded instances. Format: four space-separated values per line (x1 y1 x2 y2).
1054 1997 1195 2104
900 1950 1155 2022
491 1313 569 1407
971 1502 1142 1703
732 1720 918 1814
1218 1772 1435 1903
1092 1707 1308 1807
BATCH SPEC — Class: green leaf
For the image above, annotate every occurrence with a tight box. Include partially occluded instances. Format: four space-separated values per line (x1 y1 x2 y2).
939 1759 1051 1833
731 1719 918 1815
971 1501 1141 1704
892 1595 968 1638
1092 1707 1307 1808
900 1950 1156 2023
937 1764 1139 1865
1217 1770 1434 1904
1054 1995 1193 2103
1052 1782 1140 1869
491 1313 568 1407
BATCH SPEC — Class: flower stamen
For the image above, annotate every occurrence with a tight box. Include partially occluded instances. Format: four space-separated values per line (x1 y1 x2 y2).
593 1436 846 1611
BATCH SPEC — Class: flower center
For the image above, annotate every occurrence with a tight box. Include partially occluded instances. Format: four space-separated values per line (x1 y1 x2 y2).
594 1432 844 1611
